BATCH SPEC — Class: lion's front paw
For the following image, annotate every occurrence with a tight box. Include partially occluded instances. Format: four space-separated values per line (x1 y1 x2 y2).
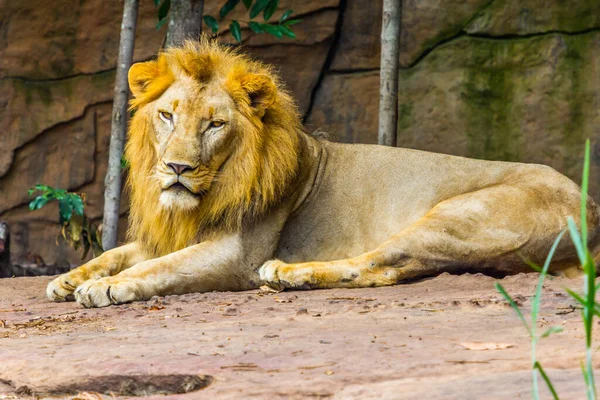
259 259 313 290
74 277 139 308
47 271 91 302
259 259 285 284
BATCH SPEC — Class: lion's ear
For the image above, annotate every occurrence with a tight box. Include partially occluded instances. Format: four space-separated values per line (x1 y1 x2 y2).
240 74 277 113
128 60 159 98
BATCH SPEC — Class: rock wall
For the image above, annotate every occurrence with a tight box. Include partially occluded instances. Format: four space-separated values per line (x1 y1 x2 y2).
0 0 598 265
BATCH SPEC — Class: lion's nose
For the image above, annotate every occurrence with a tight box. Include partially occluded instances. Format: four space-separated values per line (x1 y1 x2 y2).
166 162 194 175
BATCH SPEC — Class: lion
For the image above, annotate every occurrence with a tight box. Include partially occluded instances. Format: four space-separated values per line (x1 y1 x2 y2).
47 39 600 308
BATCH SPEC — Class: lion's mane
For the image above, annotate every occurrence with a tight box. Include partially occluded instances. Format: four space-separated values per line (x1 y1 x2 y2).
124 38 303 257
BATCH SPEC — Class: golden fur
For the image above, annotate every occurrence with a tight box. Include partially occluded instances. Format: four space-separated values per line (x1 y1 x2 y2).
125 39 302 257
47 38 600 309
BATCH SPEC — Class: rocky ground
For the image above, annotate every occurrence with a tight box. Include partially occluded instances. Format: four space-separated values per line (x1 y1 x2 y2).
0 273 596 399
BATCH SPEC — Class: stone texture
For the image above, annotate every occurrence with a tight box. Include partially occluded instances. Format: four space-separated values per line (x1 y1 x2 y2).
331 0 491 70
396 32 600 200
0 71 114 178
306 71 379 144
0 103 128 265
465 0 600 36
330 0 382 70
0 0 165 79
0 273 593 398
0 108 96 214
398 0 490 67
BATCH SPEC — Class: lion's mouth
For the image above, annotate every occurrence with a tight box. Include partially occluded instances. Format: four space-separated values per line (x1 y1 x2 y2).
164 180 205 198
168 182 188 191
164 180 195 194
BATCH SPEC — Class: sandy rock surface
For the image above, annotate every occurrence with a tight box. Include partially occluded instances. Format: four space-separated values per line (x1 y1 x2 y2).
0 273 594 399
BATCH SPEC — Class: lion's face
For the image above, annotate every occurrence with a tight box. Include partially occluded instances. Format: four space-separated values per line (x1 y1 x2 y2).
150 76 237 210
124 40 301 256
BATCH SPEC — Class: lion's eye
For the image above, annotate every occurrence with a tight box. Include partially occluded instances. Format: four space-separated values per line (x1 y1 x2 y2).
159 111 173 122
210 120 225 129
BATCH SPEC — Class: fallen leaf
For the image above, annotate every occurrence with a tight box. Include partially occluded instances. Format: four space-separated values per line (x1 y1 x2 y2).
298 362 337 370
148 305 165 311
73 392 103 400
264 334 279 339
221 363 260 371
325 370 334 375
327 297 376 301
460 342 514 351
260 285 283 293
274 296 292 303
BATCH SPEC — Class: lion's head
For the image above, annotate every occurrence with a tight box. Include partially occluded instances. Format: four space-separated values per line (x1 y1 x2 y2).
125 39 302 257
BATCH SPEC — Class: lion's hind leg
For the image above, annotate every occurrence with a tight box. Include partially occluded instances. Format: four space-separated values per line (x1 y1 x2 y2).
260 183 579 290
259 257 405 290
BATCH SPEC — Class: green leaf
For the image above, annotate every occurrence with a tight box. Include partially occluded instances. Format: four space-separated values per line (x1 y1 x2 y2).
279 9 293 23
230 20 242 42
70 194 84 216
263 0 278 21
580 139 590 246
260 23 283 38
534 362 560 400
58 198 73 224
250 0 269 19
219 0 240 19
34 184 52 193
531 229 566 324
278 24 296 38
28 188 34 196
203 15 219 34
157 0 170 21
565 288 600 317
120 155 130 170
156 17 168 31
243 0 252 10
249 21 264 33
283 19 301 26
153 0 161 6
567 216 586 265
541 326 563 338
495 282 532 337
29 196 49 211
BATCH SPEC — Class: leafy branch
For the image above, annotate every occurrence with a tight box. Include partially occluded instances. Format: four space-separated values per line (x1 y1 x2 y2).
155 0 301 42
28 185 103 260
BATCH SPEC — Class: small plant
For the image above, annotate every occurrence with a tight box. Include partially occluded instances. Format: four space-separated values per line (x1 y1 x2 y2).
155 0 301 42
496 139 598 399
564 139 597 400
495 231 565 400
28 185 103 260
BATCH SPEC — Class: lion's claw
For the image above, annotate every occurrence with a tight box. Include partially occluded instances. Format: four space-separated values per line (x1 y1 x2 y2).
47 272 90 302
74 277 138 308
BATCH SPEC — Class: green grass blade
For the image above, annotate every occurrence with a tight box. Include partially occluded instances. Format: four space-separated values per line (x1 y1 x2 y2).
523 258 543 273
495 282 532 337
534 362 560 400
532 230 567 323
580 139 590 246
567 217 586 265
541 326 563 338
567 288 587 306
